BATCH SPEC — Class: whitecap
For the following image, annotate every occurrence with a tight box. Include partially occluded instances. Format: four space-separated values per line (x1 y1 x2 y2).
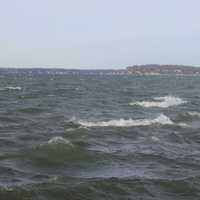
47 136 73 147
65 128 77 132
4 86 22 91
65 126 88 132
151 136 160 142
187 111 200 118
68 116 77 122
78 114 174 127
177 122 189 127
49 176 59 182
129 96 186 108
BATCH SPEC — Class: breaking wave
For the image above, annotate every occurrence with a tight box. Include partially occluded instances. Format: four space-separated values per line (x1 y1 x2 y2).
129 96 186 108
0 86 22 91
187 111 200 118
47 136 73 147
78 114 174 127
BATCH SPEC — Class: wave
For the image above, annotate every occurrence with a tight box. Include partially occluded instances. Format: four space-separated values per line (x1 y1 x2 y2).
47 136 73 147
129 96 186 108
78 114 174 127
187 111 200 118
151 136 160 142
0 86 22 91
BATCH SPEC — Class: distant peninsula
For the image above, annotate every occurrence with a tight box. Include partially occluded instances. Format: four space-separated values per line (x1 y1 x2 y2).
126 64 200 76
1 65 200 76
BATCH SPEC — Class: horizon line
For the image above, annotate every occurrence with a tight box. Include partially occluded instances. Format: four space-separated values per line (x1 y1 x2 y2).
0 64 200 70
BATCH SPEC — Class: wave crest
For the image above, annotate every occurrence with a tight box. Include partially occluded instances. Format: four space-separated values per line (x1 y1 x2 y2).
78 114 174 127
47 136 73 147
0 86 22 91
129 96 186 108
187 111 200 118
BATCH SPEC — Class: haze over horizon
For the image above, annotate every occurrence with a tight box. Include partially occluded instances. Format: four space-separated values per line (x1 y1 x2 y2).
1 0 200 69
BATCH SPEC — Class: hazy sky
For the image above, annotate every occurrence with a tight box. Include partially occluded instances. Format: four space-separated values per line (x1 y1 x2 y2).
0 0 200 68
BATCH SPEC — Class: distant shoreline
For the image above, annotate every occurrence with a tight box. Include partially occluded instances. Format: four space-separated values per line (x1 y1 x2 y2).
1 64 200 76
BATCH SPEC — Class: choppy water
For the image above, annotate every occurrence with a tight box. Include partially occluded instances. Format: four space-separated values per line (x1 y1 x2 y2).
1 70 200 199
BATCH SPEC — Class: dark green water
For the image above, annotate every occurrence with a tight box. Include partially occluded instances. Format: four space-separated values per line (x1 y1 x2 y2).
0 70 200 199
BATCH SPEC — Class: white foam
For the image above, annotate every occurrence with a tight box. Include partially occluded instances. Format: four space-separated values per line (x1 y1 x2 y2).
177 122 189 127
129 96 186 108
47 136 73 146
78 114 174 127
69 116 77 122
151 136 160 142
4 86 22 90
187 111 200 117
65 128 77 132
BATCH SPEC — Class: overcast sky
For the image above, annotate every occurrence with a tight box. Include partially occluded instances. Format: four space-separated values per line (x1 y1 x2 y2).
0 0 200 68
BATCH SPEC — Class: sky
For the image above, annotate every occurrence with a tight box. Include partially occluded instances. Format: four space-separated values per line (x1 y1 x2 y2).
0 0 200 69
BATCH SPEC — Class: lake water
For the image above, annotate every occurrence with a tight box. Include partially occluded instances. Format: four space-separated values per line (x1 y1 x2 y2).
0 70 200 200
